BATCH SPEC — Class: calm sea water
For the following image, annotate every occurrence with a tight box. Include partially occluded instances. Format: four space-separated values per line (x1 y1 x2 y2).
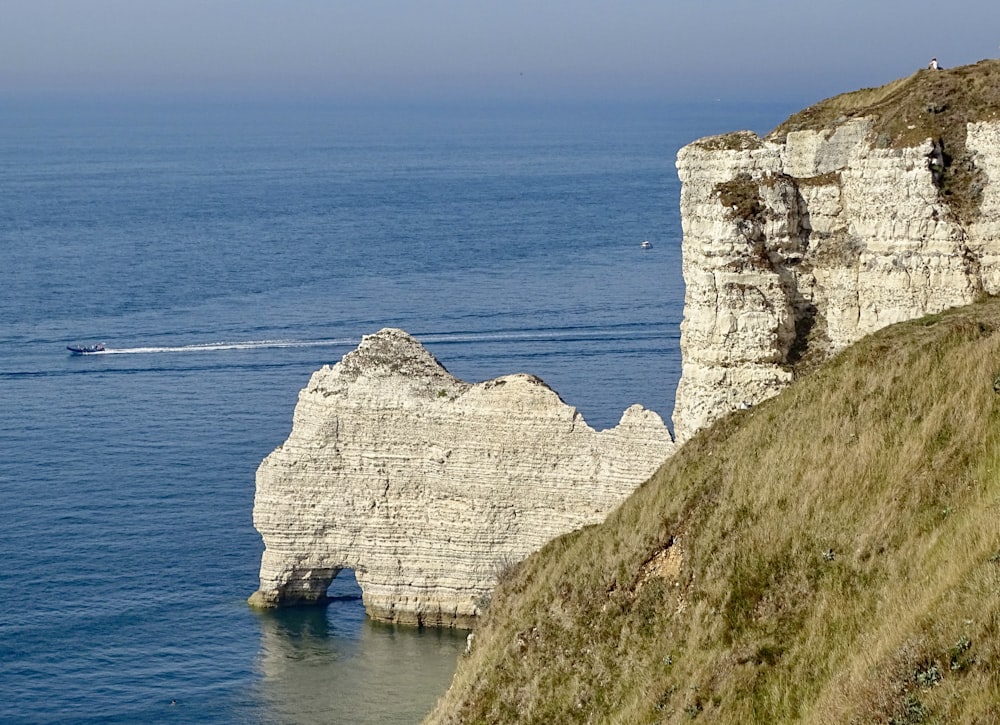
0 97 794 723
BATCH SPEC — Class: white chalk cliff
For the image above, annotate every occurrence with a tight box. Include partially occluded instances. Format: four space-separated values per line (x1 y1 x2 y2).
672 62 1000 441
250 328 673 626
251 62 1000 625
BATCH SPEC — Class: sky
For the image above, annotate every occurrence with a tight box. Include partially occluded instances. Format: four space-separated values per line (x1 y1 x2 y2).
2 1 999 104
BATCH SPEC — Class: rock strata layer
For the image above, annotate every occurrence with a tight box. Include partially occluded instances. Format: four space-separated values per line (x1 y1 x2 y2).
673 113 1000 442
250 328 674 626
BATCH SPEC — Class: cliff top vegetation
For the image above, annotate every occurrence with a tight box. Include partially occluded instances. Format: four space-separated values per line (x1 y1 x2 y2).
428 297 1000 724
769 59 1000 146
771 59 1000 225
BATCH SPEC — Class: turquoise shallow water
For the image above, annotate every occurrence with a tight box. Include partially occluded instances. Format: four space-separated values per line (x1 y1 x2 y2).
0 97 795 723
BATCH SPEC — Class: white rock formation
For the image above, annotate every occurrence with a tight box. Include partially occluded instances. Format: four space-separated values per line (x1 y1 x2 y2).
250 328 673 626
672 117 1000 442
251 66 1000 626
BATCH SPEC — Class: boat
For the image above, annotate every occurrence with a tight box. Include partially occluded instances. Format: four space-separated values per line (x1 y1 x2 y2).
67 343 106 354
640 240 652 249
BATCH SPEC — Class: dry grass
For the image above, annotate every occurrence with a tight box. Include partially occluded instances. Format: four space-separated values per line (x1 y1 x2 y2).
426 298 1000 724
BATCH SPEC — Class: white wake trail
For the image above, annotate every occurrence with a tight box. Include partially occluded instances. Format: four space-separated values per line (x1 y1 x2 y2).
88 327 661 356
99 339 356 355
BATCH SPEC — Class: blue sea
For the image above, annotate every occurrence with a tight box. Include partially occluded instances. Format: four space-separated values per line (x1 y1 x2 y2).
0 96 794 723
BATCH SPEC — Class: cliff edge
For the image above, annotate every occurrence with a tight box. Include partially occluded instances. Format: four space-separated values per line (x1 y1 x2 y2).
249 328 673 626
672 59 1000 441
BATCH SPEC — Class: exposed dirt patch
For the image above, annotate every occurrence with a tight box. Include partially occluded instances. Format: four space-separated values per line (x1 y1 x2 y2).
636 538 683 589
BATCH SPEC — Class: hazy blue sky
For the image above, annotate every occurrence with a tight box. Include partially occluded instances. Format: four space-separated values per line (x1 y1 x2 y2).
2 1 999 103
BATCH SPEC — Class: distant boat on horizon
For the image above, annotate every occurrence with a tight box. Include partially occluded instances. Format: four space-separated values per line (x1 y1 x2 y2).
640 240 652 250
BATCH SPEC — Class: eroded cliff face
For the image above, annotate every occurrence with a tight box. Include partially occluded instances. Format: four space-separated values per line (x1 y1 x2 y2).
250 328 673 626
672 64 1000 441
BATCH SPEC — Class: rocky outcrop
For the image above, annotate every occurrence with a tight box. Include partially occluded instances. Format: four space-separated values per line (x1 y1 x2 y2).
672 62 1000 441
249 328 673 626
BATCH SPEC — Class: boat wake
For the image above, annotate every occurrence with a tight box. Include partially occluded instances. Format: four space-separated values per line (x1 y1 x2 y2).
78 325 672 357
96 339 357 355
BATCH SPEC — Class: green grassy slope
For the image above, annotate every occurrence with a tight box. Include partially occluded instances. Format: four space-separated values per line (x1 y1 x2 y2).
427 299 1000 724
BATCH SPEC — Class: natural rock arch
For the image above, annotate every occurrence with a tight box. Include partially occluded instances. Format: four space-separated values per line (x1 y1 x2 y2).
248 328 674 627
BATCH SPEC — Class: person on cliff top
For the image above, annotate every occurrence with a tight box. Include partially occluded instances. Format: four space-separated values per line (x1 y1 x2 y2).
928 57 940 70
